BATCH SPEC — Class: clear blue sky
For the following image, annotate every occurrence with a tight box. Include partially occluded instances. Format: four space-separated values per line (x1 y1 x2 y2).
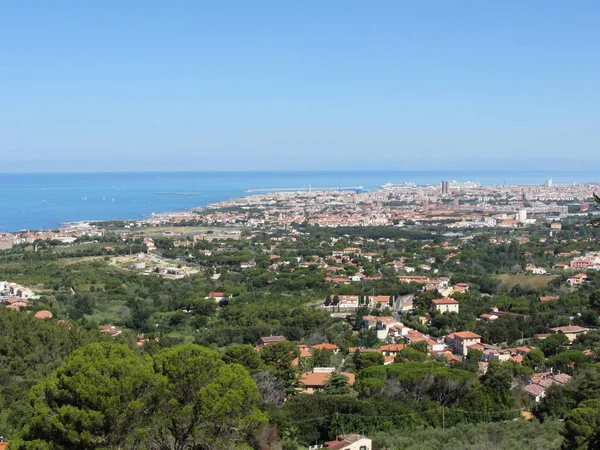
1 1 599 172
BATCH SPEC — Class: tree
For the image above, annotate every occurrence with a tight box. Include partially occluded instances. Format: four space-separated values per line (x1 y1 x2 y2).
561 398 600 449
252 371 287 406
16 342 160 449
323 372 354 395
540 333 570 357
311 349 333 368
152 344 267 449
589 194 600 228
354 351 384 371
547 350 590 373
394 347 427 363
260 341 300 393
222 344 264 374
524 349 546 371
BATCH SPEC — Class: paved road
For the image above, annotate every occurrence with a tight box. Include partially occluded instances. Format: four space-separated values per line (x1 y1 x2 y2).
393 294 415 321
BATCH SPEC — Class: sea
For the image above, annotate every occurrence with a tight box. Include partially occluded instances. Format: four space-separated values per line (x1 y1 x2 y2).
1 170 599 232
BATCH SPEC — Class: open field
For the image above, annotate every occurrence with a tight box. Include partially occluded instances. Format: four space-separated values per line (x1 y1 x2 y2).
495 274 558 290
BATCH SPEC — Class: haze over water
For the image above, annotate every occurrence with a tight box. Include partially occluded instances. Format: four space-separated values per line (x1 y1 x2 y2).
1 170 598 232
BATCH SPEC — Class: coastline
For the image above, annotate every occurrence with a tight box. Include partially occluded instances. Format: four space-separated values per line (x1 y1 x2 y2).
2 170 599 232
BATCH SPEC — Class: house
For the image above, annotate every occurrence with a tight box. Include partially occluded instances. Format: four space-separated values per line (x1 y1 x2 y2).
292 345 314 367
431 298 460 314
258 335 287 346
311 343 340 354
400 301 414 312
568 273 588 286
6 297 29 309
521 383 547 403
298 368 355 394
522 373 572 402
539 296 559 303
99 325 122 337
453 282 470 294
240 259 257 269
370 295 392 306
336 295 360 308
142 238 155 252
450 331 482 356
379 343 407 356
482 348 511 362
204 292 229 302
550 325 588 343
323 434 372 450
365 316 402 340
479 313 499 323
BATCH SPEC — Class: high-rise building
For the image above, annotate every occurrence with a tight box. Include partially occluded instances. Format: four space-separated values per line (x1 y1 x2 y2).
441 180 449 194
546 178 553 188
518 209 527 222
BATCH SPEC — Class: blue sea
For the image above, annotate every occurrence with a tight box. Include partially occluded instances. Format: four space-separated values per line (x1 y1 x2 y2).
1 170 599 232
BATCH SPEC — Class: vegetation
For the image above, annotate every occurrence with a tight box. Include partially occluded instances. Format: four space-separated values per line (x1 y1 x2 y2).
1 214 600 448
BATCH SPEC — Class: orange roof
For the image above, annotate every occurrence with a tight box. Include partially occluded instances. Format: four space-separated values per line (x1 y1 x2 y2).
299 371 355 388
379 343 406 352
453 331 481 339
551 326 587 333
432 298 459 305
312 343 340 351
299 347 312 358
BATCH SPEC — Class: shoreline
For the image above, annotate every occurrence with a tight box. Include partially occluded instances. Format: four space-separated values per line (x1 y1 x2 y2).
3 171 600 233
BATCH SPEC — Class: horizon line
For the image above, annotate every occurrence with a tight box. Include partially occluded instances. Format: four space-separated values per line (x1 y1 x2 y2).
0 168 594 175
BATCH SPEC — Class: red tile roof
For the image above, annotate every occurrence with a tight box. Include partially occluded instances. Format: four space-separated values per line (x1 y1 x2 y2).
311 343 340 351
453 331 482 340
432 298 459 305
299 371 355 388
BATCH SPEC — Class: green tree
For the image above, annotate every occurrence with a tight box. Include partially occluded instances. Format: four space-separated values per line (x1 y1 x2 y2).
354 351 384 370
561 398 600 449
394 347 427 363
222 344 264 374
16 342 160 449
311 349 333 368
260 341 300 393
524 349 546 371
152 345 267 449
323 372 354 395
540 333 570 357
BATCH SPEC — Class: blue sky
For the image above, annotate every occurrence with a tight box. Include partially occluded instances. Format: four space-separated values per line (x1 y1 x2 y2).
1 1 599 172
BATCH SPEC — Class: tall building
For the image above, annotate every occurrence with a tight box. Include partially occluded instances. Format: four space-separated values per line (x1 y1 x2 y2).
546 178 553 188
441 180 449 194
518 209 527 222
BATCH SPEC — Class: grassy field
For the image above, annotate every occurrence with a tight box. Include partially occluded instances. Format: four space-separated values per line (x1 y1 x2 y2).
495 274 558 290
